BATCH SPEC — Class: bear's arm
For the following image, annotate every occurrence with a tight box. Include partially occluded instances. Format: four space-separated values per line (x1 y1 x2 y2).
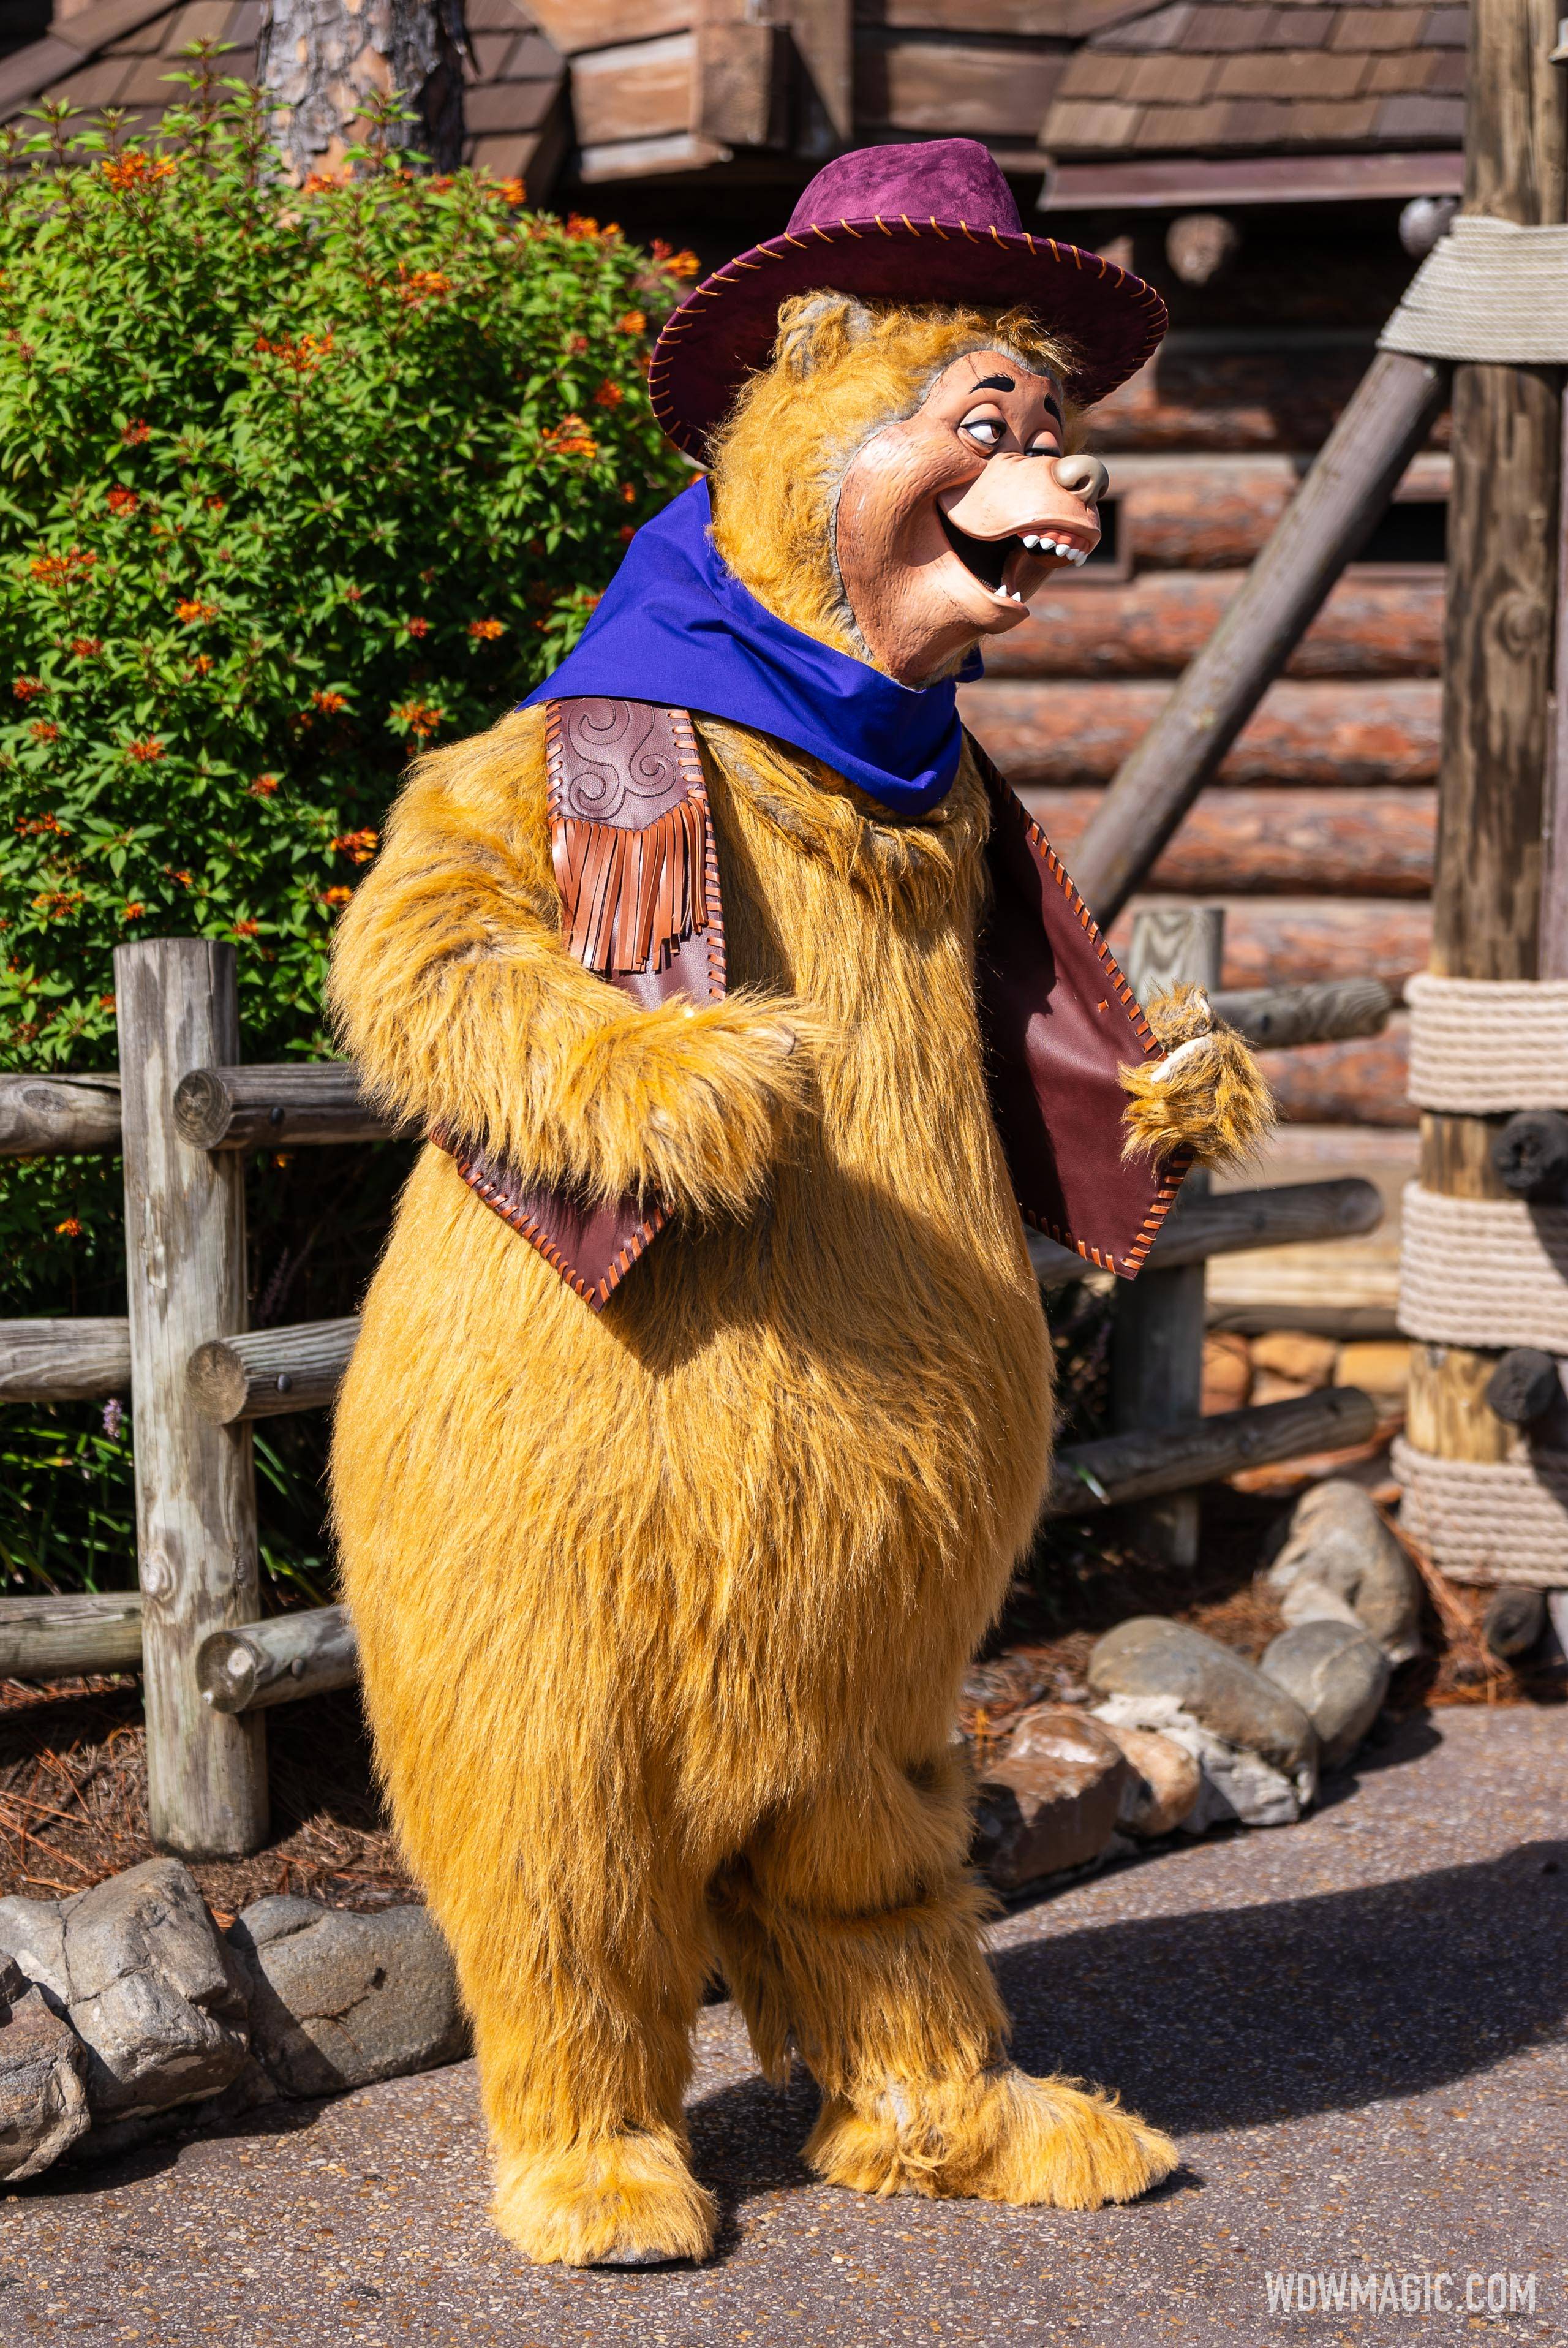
326 709 813 1217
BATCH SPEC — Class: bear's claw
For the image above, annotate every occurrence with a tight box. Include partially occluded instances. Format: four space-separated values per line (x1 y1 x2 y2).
806 2064 1178 2211
492 2126 717 2268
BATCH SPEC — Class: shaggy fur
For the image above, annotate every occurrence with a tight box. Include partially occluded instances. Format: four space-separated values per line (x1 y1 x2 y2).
328 316 1187 2265
709 296 1079 663
1121 983 1276 1174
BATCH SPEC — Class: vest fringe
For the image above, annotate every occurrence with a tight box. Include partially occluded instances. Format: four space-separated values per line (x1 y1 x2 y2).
552 790 710 975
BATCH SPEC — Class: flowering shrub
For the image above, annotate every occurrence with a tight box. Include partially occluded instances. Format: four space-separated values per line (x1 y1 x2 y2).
0 60 693 1588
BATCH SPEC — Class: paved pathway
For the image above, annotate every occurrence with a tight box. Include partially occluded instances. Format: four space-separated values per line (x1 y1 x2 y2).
2 1705 1565 2346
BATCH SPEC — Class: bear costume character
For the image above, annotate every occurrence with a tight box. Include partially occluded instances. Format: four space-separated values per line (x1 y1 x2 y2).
328 140 1270 2268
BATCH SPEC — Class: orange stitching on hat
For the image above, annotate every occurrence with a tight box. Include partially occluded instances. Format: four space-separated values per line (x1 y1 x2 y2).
839 219 864 238
990 225 1007 247
782 231 811 249
900 214 919 234
811 224 833 241
928 216 951 240
959 219 981 243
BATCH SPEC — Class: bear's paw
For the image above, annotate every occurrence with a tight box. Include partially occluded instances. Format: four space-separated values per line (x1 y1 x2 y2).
492 2125 717 2268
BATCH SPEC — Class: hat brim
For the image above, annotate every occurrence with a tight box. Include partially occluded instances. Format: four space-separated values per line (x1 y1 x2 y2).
648 217 1167 460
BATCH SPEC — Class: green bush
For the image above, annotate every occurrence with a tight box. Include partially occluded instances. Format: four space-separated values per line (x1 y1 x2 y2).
0 59 692 1593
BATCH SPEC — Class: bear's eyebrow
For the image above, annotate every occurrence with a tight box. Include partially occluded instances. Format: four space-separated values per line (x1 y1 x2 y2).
971 373 1015 393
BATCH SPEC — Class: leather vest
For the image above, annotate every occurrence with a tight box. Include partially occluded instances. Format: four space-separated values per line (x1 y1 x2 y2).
438 698 1190 1309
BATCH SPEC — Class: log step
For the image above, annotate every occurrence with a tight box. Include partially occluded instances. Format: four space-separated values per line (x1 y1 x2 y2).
1027 1176 1382 1290
983 568 1444 682
1029 786 1435 897
0 1319 132 1402
1117 897 1431 992
197 1604 357 1714
962 678 1441 791
0 1590 144 1678
1042 1386 1379 1517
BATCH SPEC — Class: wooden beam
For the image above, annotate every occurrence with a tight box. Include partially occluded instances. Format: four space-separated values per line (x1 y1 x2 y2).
1121 897 1430 993
187 1318 361 1425
1028 1176 1385 1291
1023 787 1436 897
172 1063 402 1150
1265 1027 1415 1129
1042 1387 1379 1518
115 939 268 1860
1415 0 1567 1495
1069 350 1450 925
1210 979 1393 1051
197 1604 358 1715
0 1319 132 1402
0 1590 143 1680
782 0 851 151
0 1072 121 1157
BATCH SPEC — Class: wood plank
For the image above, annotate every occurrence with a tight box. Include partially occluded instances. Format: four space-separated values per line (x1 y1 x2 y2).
981 570 1444 681
1117 897 1430 992
1211 979 1393 1052
0 1319 132 1402
965 679 1441 790
570 34 694 146
1069 350 1450 922
785 0 853 146
173 1062 401 1150
522 0 688 55
0 1071 121 1157
869 0 1142 29
1265 1026 1416 1129
114 939 267 1860
1042 1387 1379 1517
855 33 1066 137
187 1318 360 1424
1023 787 1436 896
0 1590 143 1680
1091 342 1450 457
197 1604 357 1714
1030 1176 1385 1288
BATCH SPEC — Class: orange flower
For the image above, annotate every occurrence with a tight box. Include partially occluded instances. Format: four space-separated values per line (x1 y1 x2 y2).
541 414 598 461
162 864 193 886
175 598 218 624
119 418 151 445
122 902 145 921
303 169 345 194
593 380 625 409
404 617 430 639
615 311 646 336
100 154 175 194
311 689 347 714
254 331 334 374
566 334 589 356
322 885 353 908
192 654 213 675
497 177 527 205
230 918 260 937
621 483 638 503
99 993 115 1012
12 676 43 700
398 268 452 306
391 700 443 741
330 828 379 864
55 1215 82 1237
29 720 59 742
31 548 96 587
127 737 164 763
247 774 279 797
16 811 64 837
619 523 636 543
32 889 83 919
650 239 699 279
70 638 102 659
565 215 600 240
107 486 140 515
467 619 505 641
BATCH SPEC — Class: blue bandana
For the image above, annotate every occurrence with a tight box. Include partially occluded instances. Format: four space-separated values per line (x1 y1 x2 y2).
521 478 978 818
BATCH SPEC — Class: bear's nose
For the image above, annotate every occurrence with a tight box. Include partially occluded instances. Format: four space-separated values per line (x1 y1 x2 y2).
1052 453 1110 505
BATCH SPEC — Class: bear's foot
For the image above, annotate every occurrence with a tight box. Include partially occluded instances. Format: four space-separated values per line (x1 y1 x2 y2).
492 2125 717 2267
805 2064 1177 2211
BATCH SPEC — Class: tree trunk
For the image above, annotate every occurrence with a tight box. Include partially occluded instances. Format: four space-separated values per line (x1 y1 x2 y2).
257 0 469 181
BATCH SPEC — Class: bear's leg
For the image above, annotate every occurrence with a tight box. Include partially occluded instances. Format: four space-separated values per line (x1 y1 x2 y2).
434 1805 718 2268
710 1745 1177 2212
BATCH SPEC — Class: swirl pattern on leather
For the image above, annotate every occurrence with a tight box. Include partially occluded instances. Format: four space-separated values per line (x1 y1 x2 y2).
555 699 685 825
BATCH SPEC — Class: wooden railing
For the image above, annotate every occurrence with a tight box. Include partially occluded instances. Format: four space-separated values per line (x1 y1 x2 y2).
0 935 1387 1856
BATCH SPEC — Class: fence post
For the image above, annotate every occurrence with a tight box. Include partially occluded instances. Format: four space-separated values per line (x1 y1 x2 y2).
115 938 268 1857
1110 905 1226 1568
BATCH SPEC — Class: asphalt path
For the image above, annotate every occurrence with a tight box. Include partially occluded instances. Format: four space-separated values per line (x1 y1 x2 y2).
2 1704 1564 2346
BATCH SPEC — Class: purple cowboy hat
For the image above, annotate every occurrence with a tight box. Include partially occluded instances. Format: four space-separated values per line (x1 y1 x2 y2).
647 138 1167 461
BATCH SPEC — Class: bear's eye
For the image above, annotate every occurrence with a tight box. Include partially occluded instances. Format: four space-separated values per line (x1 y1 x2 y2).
959 408 1007 452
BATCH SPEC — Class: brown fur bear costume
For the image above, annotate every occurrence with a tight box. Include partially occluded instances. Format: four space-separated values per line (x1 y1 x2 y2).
328 140 1268 2267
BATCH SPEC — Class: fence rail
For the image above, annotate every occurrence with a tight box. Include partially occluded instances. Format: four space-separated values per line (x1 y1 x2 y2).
0 931 1389 1857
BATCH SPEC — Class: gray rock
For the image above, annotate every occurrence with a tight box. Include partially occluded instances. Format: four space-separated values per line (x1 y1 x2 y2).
1087 1617 1319 1781
0 1955 88 2181
1262 1619 1391 1770
1091 1693 1313 1829
230 1898 466 2099
5 1860 251 2123
1091 1719 1202 1838
971 1707 1129 1893
1268 1479 1422 1665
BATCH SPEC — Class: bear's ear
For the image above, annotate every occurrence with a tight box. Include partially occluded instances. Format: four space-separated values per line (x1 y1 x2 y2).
773 291 876 379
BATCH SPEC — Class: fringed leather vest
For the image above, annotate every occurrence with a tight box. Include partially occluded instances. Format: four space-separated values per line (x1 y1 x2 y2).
437 698 1189 1310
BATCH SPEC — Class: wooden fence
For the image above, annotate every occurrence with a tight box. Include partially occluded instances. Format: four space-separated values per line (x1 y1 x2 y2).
0 932 1388 1857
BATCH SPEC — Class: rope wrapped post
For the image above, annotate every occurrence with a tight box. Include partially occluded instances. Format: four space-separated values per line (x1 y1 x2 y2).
1396 0 1568 1587
1108 905 1223 1566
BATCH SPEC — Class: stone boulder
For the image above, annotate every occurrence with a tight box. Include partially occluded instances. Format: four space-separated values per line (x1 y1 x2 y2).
0 1955 89 2182
971 1707 1129 1893
1090 1691 1309 1830
1267 1479 1422 1665
1261 1619 1391 1770
1091 1719 1202 1839
0 1859 249 2122
229 1898 467 2099
1087 1618 1318 1789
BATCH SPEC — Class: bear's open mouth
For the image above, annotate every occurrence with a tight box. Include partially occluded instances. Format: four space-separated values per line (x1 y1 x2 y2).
940 508 1017 594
